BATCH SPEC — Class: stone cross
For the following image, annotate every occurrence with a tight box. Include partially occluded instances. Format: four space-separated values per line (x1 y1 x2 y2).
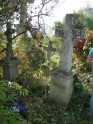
59 14 75 73
44 40 56 61
55 26 85 40
0 22 19 81
5 22 14 58
49 14 75 105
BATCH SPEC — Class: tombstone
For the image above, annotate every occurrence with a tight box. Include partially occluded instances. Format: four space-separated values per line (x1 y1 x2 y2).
44 40 56 61
49 14 75 105
0 22 19 81
55 28 64 37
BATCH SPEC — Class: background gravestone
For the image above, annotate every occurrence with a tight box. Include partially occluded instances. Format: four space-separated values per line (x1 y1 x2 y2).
44 40 56 61
0 22 19 81
55 29 64 37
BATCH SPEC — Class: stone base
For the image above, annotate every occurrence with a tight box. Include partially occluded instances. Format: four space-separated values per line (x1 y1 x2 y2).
49 70 73 105
1 58 19 81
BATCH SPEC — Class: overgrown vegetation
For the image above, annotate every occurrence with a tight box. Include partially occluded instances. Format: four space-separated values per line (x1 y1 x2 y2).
0 79 28 124
0 1 93 124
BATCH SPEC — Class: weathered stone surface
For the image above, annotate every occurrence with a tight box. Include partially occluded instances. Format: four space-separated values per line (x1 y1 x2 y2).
44 40 56 61
55 28 64 37
59 14 75 72
49 14 74 105
2 58 19 81
50 70 73 104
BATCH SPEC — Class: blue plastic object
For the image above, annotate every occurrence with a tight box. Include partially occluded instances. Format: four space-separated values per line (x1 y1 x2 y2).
11 100 27 118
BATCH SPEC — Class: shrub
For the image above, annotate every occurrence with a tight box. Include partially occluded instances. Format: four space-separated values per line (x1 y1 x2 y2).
0 79 26 124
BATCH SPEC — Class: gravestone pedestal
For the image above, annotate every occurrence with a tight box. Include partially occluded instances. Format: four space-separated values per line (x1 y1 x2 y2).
1 58 19 81
50 70 73 104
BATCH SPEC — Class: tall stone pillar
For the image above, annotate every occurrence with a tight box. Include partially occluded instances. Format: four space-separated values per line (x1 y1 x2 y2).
49 14 75 105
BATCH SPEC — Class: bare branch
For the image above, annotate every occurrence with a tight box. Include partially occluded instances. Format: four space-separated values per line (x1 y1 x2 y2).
12 30 26 40
0 48 6 55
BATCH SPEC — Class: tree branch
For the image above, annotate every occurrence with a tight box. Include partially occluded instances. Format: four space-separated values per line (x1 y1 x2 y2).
12 30 26 40
0 48 6 55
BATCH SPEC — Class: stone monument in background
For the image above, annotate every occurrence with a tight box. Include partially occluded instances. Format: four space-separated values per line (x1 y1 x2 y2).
44 40 56 61
0 22 19 81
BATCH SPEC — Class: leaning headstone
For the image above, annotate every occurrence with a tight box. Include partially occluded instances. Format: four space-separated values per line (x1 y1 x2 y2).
44 40 56 61
49 14 75 105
